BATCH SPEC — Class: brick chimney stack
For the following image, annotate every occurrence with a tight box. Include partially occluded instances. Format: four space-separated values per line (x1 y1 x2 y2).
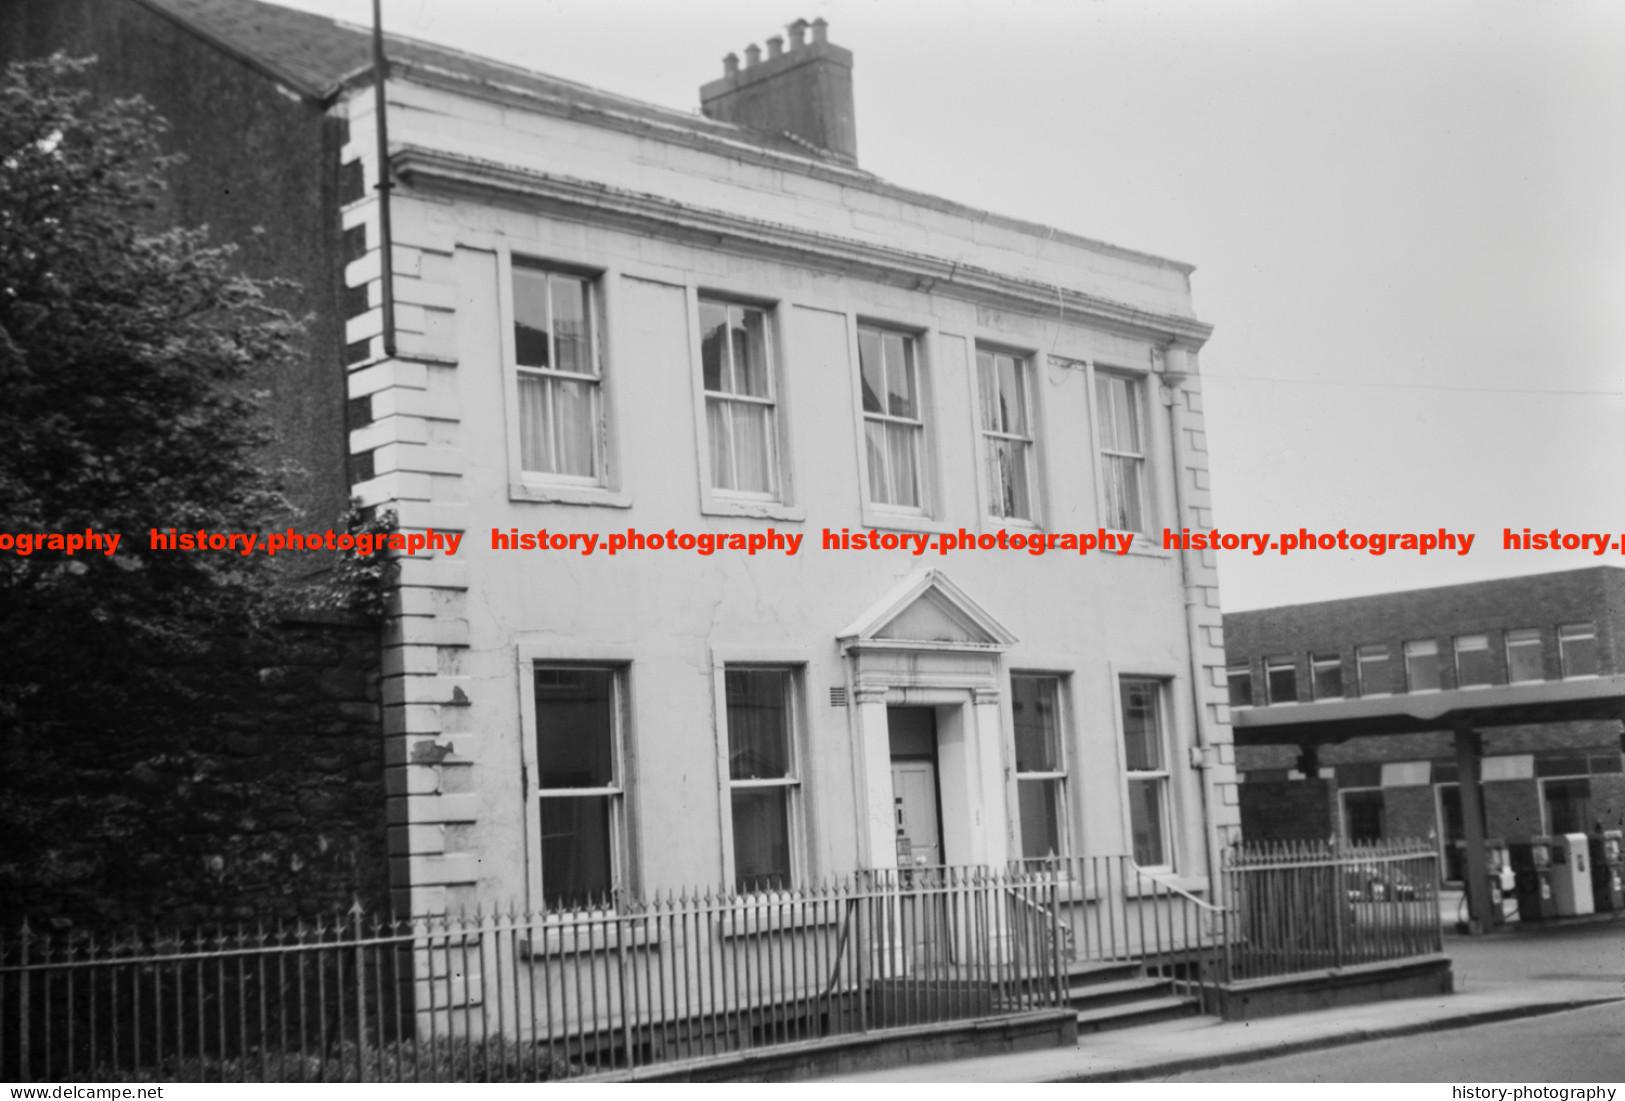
700 18 857 164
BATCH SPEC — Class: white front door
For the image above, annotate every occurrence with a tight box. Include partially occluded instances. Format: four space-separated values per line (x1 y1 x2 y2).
889 706 943 867
891 759 942 867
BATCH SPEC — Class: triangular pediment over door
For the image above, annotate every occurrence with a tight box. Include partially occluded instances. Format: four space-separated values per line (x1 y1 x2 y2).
837 570 1016 653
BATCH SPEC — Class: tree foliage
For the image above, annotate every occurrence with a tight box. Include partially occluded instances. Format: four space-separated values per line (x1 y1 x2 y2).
0 53 305 725
0 55 390 924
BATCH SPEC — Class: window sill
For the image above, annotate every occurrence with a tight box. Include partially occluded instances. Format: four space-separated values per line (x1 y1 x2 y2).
509 481 632 508
700 498 807 523
985 515 1043 532
857 507 955 536
717 896 841 939
1112 530 1172 559
519 920 660 958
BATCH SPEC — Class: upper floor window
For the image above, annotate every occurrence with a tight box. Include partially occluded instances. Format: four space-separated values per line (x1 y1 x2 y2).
1265 656 1297 705
1119 677 1171 868
1454 634 1494 688
1357 644 1390 696
1095 372 1148 533
1226 663 1253 708
1012 674 1067 860
513 265 600 481
1310 653 1343 700
533 666 625 909
975 346 1036 521
721 668 801 892
700 299 780 499
1505 628 1544 684
1559 623 1599 678
859 326 926 511
1404 639 1440 692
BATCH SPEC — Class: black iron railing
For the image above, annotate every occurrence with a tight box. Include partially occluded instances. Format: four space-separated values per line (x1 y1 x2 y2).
1222 839 1443 981
1 864 1080 1082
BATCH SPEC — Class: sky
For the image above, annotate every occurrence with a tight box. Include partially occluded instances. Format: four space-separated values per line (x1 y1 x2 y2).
267 0 1625 610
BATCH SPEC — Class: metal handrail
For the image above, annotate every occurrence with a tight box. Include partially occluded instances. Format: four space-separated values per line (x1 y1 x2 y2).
1127 864 1232 916
1003 884 1077 961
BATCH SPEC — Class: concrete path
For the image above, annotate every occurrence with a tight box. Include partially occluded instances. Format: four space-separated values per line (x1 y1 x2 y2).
826 917 1625 1083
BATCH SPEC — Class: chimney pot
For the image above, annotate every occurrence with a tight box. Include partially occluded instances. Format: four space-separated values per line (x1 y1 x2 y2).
699 22 856 163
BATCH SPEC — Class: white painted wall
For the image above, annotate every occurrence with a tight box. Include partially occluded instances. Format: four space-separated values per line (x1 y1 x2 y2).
343 76 1240 916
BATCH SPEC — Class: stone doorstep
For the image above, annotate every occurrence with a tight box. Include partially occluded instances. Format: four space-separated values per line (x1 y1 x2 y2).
590 1008 1078 1083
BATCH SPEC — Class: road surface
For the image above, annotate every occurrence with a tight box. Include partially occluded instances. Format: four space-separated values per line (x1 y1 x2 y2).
1167 1000 1625 1082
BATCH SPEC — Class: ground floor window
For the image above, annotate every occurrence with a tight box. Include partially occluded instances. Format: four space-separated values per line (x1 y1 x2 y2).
1542 776 1591 835
1341 787 1385 843
1119 677 1171 868
1012 674 1067 859
722 667 801 892
533 666 625 909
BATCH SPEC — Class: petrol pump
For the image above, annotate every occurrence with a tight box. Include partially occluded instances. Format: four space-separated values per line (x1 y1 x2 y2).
1549 832 1596 917
1590 829 1624 912
1509 836 1557 922
1484 838 1511 925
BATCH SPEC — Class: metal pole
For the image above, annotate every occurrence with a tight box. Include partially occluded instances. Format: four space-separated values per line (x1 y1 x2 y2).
1454 726 1495 933
371 0 397 359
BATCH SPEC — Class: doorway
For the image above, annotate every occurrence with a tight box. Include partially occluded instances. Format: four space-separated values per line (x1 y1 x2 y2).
888 706 943 868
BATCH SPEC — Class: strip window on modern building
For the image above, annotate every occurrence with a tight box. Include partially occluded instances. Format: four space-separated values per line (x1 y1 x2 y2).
1265 656 1297 705
1310 652 1343 700
1454 634 1494 688
1404 639 1440 692
1505 628 1544 684
1226 663 1253 707
1357 644 1391 696
1558 623 1599 678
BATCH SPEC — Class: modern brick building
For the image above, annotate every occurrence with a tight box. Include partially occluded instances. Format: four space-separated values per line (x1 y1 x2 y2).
1225 567 1625 898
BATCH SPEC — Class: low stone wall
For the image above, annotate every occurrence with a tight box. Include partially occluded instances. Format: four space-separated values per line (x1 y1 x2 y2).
611 1009 1079 1083
1213 955 1454 1022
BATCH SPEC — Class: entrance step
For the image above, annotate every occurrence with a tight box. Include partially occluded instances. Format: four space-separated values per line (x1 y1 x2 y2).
1061 960 1204 1032
1067 975 1175 1011
1061 959 1143 986
1074 993 1200 1033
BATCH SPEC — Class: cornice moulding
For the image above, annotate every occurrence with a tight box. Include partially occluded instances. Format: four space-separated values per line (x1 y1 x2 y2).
391 146 1215 348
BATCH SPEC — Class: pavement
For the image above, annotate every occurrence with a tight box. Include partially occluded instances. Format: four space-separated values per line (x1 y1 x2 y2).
826 912 1625 1083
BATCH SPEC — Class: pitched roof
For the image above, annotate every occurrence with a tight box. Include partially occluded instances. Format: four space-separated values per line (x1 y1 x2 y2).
129 0 1206 281
132 0 842 163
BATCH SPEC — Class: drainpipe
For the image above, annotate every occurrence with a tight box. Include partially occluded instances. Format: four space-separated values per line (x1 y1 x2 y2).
1158 345 1222 900
371 0 397 358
